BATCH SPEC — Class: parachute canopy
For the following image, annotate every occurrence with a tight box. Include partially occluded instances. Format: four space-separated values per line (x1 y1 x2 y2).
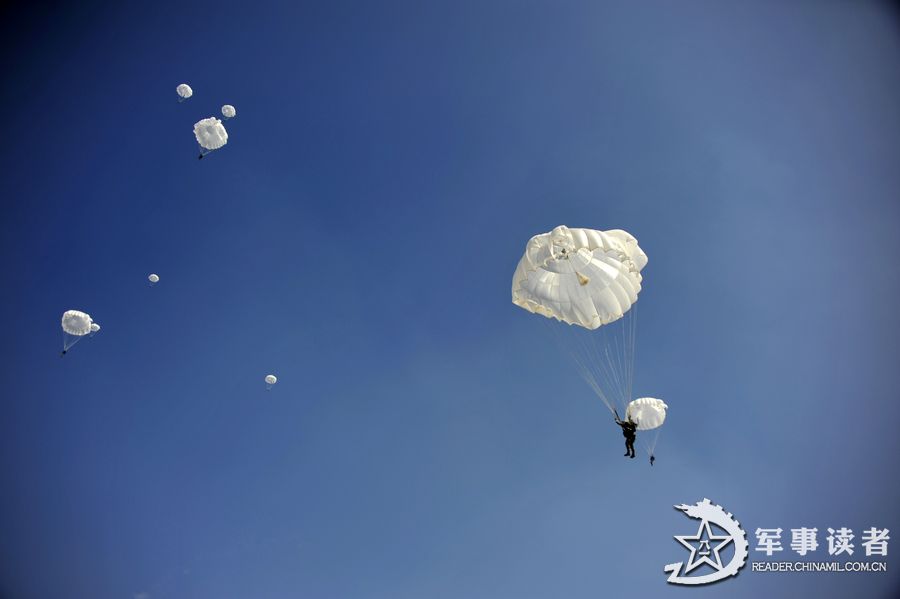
511 225 647 330
148 273 160 284
61 310 93 336
194 117 228 151
90 323 100 333
176 83 193 99
626 397 668 430
265 374 277 385
221 104 236 118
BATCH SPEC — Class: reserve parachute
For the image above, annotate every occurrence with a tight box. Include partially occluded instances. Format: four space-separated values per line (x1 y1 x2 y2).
626 397 667 454
625 397 667 430
512 225 664 456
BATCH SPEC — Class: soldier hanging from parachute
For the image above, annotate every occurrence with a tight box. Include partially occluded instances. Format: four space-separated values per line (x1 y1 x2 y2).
511 225 668 464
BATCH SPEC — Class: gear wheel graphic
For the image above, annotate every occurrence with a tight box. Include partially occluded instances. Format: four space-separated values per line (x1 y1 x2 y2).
664 498 749 585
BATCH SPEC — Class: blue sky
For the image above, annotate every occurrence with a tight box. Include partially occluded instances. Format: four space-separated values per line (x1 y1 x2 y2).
1 1 899 597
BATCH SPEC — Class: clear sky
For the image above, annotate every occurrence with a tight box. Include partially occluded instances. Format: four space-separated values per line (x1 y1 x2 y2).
1 1 899 597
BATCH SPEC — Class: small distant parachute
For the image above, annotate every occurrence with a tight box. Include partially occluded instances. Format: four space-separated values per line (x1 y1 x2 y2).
176 83 193 102
194 117 228 159
148 273 160 285
626 397 668 430
61 309 94 354
89 322 101 336
221 104 236 119
265 374 277 390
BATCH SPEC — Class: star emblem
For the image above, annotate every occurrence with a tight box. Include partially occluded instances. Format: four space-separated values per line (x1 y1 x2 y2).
675 519 733 574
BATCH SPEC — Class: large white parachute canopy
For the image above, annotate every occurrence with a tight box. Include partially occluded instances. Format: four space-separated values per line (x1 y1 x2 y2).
221 104 236 119
512 225 646 330
176 83 193 101
61 310 94 353
194 117 228 158
625 397 668 430
512 226 663 455
148 273 160 285
265 374 277 390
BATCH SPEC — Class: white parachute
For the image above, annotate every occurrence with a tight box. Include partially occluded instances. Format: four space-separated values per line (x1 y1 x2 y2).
176 83 193 102
61 310 94 354
194 117 228 158
512 225 646 329
512 226 664 455
221 104 236 119
148 273 160 285
625 397 667 430
89 322 101 337
265 374 277 390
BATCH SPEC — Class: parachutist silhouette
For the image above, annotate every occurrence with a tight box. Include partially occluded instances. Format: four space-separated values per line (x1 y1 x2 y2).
198 154 204 160
615 414 637 458
61 350 67 357
650 454 655 466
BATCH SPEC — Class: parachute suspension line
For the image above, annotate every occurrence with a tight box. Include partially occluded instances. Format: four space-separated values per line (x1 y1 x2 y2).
593 329 624 413
568 325 616 413
639 430 658 457
542 318 616 415
588 310 633 415
583 332 611 399
597 320 626 410
63 332 81 351
600 329 626 410
620 310 630 402
626 305 638 408
595 334 618 403
610 313 629 407
579 323 621 413
641 422 659 457
542 311 638 420
629 305 638 393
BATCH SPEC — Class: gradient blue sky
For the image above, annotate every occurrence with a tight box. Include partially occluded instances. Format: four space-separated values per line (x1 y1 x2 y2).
1 1 899 597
